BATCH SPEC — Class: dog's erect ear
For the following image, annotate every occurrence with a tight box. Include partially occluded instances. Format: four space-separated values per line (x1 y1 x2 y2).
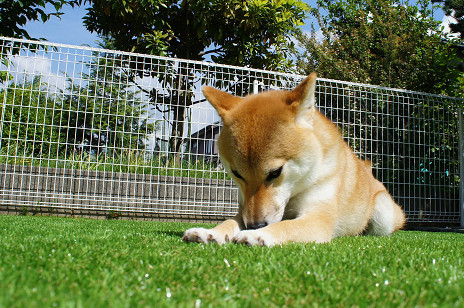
287 72 317 126
203 86 243 119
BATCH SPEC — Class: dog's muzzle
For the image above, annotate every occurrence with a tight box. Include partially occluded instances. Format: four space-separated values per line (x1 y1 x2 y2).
247 222 268 230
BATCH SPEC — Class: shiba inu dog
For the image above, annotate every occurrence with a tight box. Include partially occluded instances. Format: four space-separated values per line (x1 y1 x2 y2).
182 73 405 246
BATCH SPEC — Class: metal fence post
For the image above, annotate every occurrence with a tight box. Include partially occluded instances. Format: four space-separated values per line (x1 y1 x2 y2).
459 108 464 227
0 71 8 153
253 80 259 94
0 41 14 153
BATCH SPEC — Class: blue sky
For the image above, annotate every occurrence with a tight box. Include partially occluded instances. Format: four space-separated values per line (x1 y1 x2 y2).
24 4 98 47
24 1 449 48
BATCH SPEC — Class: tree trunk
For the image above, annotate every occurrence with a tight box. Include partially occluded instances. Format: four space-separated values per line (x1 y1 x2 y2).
169 103 185 166
167 62 192 166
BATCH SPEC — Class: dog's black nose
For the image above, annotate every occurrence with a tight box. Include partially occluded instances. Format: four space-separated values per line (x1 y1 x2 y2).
247 222 268 230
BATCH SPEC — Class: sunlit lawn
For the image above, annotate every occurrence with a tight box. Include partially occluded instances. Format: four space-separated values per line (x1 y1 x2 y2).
1 215 463 307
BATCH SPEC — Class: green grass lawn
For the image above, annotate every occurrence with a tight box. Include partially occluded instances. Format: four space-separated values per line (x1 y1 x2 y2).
1 215 463 307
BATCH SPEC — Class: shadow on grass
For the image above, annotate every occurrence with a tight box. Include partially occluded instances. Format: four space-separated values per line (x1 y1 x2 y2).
156 230 185 238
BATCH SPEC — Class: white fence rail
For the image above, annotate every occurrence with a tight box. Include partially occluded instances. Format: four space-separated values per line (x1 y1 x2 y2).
1 36 463 225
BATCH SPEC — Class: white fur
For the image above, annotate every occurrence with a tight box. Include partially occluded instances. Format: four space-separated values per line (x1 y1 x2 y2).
182 227 228 244
364 192 396 236
232 229 277 247
258 186 289 226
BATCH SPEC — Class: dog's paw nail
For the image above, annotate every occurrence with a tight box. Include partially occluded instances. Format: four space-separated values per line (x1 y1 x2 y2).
207 234 218 244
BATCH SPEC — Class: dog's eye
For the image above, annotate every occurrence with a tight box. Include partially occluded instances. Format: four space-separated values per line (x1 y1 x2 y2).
232 170 244 180
267 166 283 181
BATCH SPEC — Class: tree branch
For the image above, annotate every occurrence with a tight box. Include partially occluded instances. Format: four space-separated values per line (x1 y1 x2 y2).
198 47 224 57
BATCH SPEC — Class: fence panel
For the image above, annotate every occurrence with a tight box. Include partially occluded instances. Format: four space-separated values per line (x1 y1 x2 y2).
0 36 462 224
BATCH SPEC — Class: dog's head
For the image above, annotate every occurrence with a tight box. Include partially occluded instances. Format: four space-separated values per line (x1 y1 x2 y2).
203 73 320 229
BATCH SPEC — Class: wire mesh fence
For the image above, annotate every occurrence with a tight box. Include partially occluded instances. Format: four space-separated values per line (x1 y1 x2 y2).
0 36 463 224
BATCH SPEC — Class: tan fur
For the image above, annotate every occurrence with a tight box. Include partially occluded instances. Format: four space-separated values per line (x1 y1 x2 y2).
183 73 406 246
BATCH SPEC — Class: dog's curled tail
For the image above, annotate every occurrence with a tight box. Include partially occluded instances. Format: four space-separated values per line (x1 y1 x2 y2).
392 202 407 232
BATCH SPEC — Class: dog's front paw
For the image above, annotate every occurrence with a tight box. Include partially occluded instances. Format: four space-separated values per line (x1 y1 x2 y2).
232 230 277 247
182 228 228 245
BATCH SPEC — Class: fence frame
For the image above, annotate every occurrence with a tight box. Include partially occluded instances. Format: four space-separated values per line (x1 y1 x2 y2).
459 109 464 227
1 36 463 227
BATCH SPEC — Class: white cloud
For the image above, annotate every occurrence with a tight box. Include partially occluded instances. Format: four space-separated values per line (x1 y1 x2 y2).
12 55 51 74
298 28 327 43
441 13 460 39
367 12 374 23
7 55 68 91
314 29 325 42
